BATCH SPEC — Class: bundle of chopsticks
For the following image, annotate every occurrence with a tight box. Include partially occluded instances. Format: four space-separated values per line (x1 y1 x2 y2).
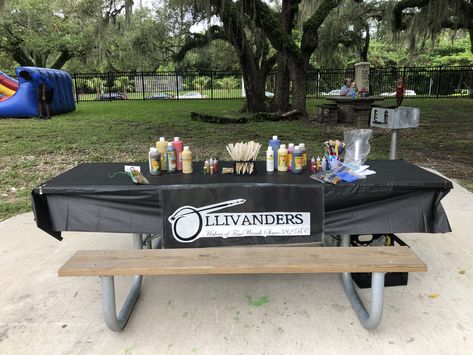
226 141 261 174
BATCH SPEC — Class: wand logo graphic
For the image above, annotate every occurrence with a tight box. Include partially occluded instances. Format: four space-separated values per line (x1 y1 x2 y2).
168 199 311 243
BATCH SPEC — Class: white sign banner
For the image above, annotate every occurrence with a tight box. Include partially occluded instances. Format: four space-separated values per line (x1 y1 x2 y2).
168 199 311 243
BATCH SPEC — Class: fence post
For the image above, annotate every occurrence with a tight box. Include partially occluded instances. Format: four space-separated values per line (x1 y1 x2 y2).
175 71 179 99
73 73 79 103
210 70 214 100
436 66 442 99
141 72 145 100
107 72 112 101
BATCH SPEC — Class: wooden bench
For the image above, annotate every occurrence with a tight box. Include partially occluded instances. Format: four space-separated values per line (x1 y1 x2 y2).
59 235 427 331
315 104 340 124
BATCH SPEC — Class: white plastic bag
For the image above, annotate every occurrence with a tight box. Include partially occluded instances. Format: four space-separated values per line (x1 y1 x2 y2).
344 129 372 165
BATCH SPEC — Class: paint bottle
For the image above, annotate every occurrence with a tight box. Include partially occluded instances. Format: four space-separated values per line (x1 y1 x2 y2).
204 159 209 174
209 158 214 174
172 137 184 171
277 144 288 172
181 146 193 174
266 146 274 172
166 142 176 173
310 157 316 174
322 156 327 171
156 137 168 171
287 143 295 172
299 143 307 170
269 135 281 170
316 156 321 172
213 159 218 174
148 147 161 175
292 146 303 174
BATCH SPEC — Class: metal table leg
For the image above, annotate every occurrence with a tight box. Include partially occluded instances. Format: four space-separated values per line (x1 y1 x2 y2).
100 233 143 331
340 234 386 330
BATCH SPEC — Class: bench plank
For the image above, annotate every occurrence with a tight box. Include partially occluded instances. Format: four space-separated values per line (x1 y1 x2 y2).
58 246 427 277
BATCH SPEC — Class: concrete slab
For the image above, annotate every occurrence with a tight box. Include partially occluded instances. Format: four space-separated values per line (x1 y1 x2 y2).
1 177 473 355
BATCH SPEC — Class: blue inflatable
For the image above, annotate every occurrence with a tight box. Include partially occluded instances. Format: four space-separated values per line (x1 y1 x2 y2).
0 67 75 118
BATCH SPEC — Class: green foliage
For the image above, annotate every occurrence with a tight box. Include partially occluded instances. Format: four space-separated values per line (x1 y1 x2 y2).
193 76 211 93
215 76 239 93
0 0 96 68
85 77 105 95
113 76 135 94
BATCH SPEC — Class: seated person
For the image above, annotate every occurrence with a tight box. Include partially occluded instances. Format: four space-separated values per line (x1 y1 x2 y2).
340 78 355 96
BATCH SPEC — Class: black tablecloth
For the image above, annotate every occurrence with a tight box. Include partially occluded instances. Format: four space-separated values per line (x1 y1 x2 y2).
32 160 452 242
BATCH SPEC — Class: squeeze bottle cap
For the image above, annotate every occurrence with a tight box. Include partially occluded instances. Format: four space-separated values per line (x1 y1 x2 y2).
150 147 158 152
174 137 180 141
183 146 189 151
167 142 172 147
272 135 278 140
159 137 165 141
280 144 286 149
299 143 305 148
288 143 294 148
267 146 273 151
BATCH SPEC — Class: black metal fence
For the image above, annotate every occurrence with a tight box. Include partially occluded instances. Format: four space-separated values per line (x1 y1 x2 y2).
72 66 473 102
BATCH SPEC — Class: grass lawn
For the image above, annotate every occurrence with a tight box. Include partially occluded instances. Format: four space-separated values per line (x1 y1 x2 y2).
1 98 472 221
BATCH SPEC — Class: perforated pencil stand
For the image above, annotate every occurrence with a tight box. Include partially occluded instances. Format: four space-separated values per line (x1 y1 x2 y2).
370 106 420 160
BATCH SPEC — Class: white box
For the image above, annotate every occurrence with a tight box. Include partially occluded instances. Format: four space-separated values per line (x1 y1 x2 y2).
370 106 420 129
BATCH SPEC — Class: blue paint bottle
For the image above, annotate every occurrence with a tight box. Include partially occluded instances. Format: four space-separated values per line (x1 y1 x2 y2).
269 135 281 170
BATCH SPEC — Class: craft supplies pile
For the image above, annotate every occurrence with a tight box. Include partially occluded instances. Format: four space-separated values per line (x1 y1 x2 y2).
110 129 376 185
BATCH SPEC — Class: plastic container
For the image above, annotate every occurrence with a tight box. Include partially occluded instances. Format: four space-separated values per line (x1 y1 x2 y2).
166 142 176 173
156 137 168 171
292 146 303 174
172 137 184 171
266 146 274 172
209 158 214 174
213 159 218 174
287 143 295 172
277 144 288 172
351 234 409 288
181 146 193 174
310 157 316 174
148 147 161 175
269 136 281 170
344 129 372 165
299 143 307 170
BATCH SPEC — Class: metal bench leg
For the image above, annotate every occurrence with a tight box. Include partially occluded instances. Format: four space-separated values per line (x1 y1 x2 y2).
99 233 144 331
340 234 386 330
101 275 142 331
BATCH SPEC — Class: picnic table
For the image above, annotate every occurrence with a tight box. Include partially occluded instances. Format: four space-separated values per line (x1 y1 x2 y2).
325 96 385 126
32 160 452 331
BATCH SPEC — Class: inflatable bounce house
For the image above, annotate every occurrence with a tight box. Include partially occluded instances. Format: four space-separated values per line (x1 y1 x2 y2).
0 66 75 118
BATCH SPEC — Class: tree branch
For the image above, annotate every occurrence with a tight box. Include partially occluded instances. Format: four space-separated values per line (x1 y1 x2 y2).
241 0 300 57
392 0 433 30
173 25 227 62
51 49 73 69
300 0 339 59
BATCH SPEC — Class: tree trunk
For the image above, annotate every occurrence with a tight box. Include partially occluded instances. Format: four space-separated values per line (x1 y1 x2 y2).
360 24 370 62
288 57 307 115
272 52 291 112
469 27 473 54
242 69 267 113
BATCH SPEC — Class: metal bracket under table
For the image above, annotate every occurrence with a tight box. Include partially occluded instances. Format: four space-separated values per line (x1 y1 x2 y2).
100 233 144 331
340 234 386 330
